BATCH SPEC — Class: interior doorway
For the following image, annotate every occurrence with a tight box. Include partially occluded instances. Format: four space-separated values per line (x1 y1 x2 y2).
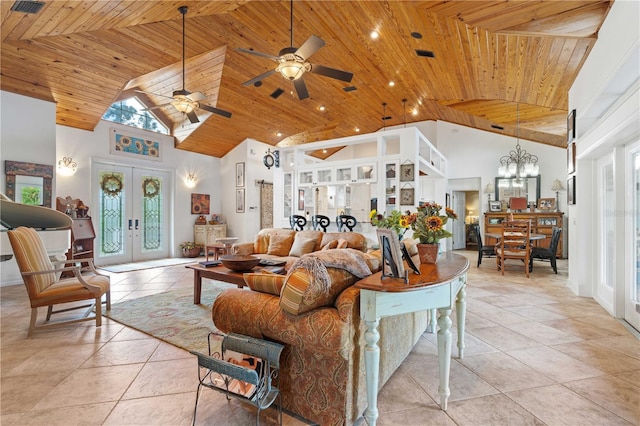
449 178 482 251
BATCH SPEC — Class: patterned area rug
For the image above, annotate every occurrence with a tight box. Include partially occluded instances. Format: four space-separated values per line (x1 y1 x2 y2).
99 257 196 273
105 282 229 354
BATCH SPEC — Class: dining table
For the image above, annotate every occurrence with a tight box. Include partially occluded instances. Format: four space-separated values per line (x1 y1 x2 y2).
485 232 546 241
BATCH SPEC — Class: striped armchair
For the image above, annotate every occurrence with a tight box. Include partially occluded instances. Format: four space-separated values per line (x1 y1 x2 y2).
7 226 111 336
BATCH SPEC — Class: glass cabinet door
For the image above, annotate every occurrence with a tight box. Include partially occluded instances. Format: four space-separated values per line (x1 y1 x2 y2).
384 161 399 211
336 166 352 183
283 172 293 218
316 168 333 184
298 170 313 186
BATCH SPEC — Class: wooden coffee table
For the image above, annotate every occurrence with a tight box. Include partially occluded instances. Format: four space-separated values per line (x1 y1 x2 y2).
185 263 284 304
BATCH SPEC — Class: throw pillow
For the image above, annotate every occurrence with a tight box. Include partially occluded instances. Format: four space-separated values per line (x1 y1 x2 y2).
336 238 349 249
321 240 338 250
289 237 316 257
244 273 286 296
280 267 354 315
267 234 294 256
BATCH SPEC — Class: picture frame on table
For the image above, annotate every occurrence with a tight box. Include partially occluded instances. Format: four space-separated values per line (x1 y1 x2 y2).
567 175 576 205
376 229 406 281
537 198 556 211
236 188 245 213
236 162 245 187
489 200 502 212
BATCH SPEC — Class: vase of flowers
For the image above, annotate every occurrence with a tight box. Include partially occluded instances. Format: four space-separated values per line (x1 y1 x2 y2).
408 202 457 264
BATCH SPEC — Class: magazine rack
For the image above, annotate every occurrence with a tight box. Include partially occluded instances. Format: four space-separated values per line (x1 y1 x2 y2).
191 332 285 426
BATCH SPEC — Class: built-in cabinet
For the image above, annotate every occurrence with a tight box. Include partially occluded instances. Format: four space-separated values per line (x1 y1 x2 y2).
484 212 564 258
194 224 227 246
384 160 399 211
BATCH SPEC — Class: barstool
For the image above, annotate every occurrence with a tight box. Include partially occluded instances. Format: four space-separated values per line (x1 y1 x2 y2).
289 215 307 231
312 215 330 232
336 215 357 232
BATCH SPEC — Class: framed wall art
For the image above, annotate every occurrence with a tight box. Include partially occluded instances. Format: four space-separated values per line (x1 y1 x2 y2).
567 175 576 205
567 142 576 174
236 188 245 213
298 189 305 211
567 109 576 143
400 163 414 182
236 162 245 187
110 128 162 161
191 194 210 215
400 187 415 205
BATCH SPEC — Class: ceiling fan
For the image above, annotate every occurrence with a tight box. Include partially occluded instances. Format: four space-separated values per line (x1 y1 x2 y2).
136 6 232 124
236 0 353 100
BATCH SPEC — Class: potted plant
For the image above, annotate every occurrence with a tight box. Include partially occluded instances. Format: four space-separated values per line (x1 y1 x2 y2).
408 203 458 264
179 242 202 258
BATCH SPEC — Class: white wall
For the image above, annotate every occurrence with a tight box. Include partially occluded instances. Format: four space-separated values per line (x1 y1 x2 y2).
568 0 640 300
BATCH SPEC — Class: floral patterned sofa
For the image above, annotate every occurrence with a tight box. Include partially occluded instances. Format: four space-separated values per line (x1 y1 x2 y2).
230 228 368 270
211 248 428 426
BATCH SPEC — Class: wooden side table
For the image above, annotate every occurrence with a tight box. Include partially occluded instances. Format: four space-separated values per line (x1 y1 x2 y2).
205 244 231 261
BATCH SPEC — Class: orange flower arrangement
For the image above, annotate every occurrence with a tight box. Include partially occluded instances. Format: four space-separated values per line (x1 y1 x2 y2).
409 203 458 244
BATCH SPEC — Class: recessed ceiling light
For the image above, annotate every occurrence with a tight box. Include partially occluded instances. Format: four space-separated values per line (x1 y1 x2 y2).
370 31 379 39
412 109 418 116
276 132 282 137
319 105 326 111
355 127 360 132
322 149 327 153
388 81 395 87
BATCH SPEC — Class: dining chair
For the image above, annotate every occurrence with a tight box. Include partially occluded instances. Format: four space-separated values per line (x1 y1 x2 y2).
7 226 111 336
495 220 531 278
289 215 307 231
336 215 357 232
473 224 495 267
529 227 562 273
312 214 330 232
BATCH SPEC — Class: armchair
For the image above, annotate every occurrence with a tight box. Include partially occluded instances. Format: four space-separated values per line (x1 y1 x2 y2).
7 226 111 336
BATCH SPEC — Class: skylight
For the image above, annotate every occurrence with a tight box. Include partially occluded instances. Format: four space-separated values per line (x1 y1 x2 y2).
103 97 169 135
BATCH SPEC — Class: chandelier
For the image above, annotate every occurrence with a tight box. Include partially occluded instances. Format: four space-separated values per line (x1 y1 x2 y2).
497 104 539 179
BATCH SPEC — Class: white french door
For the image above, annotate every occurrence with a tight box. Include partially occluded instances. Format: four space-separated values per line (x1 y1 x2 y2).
452 191 466 250
92 161 172 265
624 141 640 332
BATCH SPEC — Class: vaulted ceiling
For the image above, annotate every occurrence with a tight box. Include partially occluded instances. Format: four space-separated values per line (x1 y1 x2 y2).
1 0 613 158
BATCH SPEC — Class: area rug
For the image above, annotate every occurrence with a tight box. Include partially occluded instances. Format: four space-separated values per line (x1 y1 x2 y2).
104 282 230 354
99 257 196 273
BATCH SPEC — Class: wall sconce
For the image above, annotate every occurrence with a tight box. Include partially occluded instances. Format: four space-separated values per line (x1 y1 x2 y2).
57 157 77 176
185 173 197 188
263 148 280 170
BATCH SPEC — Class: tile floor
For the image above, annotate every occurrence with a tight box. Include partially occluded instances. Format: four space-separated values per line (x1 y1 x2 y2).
1 251 639 425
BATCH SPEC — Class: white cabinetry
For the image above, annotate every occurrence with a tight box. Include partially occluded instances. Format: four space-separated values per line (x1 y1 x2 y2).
298 166 334 187
194 224 227 246
335 162 376 184
383 160 399 211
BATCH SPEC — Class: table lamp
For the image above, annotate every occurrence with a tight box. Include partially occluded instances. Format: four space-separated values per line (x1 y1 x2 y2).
484 183 495 209
551 179 565 212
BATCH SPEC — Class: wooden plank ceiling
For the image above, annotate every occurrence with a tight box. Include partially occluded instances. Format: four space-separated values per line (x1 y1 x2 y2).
1 0 612 158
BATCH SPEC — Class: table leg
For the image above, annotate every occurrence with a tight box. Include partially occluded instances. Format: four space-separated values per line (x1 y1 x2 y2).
455 284 466 359
437 307 452 410
363 318 380 426
428 308 437 333
193 270 202 304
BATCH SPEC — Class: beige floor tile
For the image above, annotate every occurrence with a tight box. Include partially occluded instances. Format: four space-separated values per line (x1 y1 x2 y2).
507 345 606 382
1 372 71 414
469 325 542 351
81 338 159 367
6 402 115 426
4 343 102 376
446 393 545 426
504 304 569 322
104 392 195 425
459 352 555 392
377 405 457 426
149 341 193 361
615 369 640 387
551 340 640 374
377 367 438 414
507 384 634 425
33 364 143 410
591 335 640 359
109 326 156 341
541 316 626 340
502 320 584 345
123 357 197 399
564 375 640 424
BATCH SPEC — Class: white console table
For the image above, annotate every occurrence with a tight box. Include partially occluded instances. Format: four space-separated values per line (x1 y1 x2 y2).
355 252 469 426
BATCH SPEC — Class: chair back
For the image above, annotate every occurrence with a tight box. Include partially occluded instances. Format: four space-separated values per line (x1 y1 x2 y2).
473 224 484 249
549 227 562 254
499 220 531 256
336 214 357 232
7 227 57 298
289 215 307 231
312 215 330 232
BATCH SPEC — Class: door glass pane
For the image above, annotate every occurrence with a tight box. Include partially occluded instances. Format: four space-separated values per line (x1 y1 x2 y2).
141 176 162 252
634 150 640 304
602 162 614 289
99 171 125 256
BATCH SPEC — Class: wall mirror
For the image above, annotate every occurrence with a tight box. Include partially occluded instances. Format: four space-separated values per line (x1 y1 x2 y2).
5 161 54 208
494 175 540 205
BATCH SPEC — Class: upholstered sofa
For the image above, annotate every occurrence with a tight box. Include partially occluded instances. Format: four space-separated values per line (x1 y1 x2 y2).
211 248 429 426
231 228 368 269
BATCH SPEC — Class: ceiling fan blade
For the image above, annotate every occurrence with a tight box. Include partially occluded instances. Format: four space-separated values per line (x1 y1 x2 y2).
235 47 280 61
141 103 171 111
295 35 325 60
199 104 232 118
187 91 206 102
293 78 309 100
309 63 354 83
242 69 277 87
186 110 200 123
135 89 174 101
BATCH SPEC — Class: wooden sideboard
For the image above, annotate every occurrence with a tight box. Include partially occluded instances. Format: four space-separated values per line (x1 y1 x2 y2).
484 212 564 258
194 224 227 246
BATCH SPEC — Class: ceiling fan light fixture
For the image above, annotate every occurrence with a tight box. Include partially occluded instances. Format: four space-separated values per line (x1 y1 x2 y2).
277 57 307 80
172 95 196 114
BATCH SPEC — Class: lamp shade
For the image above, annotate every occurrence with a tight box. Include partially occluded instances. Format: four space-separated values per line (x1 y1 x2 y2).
484 183 495 194
551 179 565 191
